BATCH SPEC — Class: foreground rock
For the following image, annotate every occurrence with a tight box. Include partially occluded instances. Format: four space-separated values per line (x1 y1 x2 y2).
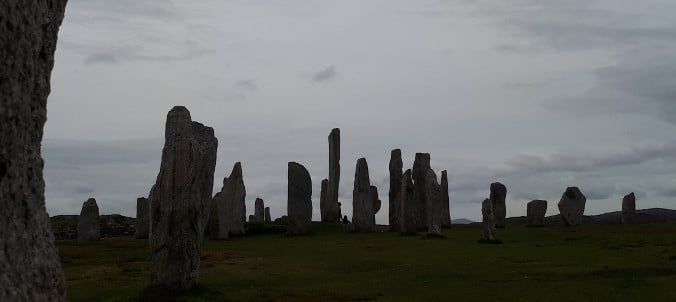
135 197 149 239
149 106 218 290
287 162 313 235
322 128 341 222
440 170 451 228
490 182 507 228
527 200 547 227
412 153 431 230
400 170 418 234
254 198 265 222
0 1 68 300
353 158 376 231
558 187 586 226
78 198 101 241
208 163 246 239
622 192 636 224
480 198 499 243
426 170 442 236
389 149 403 232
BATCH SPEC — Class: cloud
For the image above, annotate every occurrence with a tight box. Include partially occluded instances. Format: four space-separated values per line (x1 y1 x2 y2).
234 80 258 92
312 65 337 82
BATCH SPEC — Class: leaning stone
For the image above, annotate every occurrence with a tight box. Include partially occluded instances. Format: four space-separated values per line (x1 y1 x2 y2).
287 162 313 235
490 182 507 228
0 1 68 300
412 153 431 230
526 200 547 227
322 128 341 222
135 197 149 239
440 170 452 228
254 198 265 222
264 207 271 223
479 198 500 243
78 198 101 241
208 163 246 239
400 170 418 235
557 187 586 226
426 169 442 236
149 106 218 290
353 158 376 231
389 149 403 232
622 192 636 224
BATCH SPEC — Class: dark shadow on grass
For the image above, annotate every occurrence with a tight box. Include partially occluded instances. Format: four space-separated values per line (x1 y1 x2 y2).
422 233 446 239
477 238 503 244
138 285 223 302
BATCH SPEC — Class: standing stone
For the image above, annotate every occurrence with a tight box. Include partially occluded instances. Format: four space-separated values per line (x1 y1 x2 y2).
320 178 329 220
426 170 442 236
371 186 382 214
248 215 256 223
149 106 218 290
264 207 271 223
1 1 68 300
490 182 507 228
209 162 246 239
353 158 376 231
254 198 265 222
526 200 547 227
412 153 431 230
440 170 452 228
77 198 101 241
322 128 341 222
389 149 403 232
135 197 149 239
480 198 498 242
622 192 636 224
400 170 418 234
557 187 586 226
287 162 313 235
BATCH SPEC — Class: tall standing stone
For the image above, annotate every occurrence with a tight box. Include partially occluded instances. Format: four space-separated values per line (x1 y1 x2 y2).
400 170 418 234
322 128 341 222
287 162 313 235
149 106 218 290
526 200 547 227
490 182 507 228
480 198 498 242
440 170 452 228
254 198 265 222
135 197 149 239
426 170 442 236
412 153 431 230
209 162 246 238
1 1 68 299
264 207 271 223
353 158 376 231
77 198 101 241
320 178 329 220
622 192 636 224
557 187 586 226
389 149 403 232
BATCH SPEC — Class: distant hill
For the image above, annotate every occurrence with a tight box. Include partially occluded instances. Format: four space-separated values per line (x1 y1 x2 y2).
495 208 676 227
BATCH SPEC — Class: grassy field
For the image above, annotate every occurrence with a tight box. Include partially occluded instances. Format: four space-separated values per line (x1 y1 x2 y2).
57 223 676 302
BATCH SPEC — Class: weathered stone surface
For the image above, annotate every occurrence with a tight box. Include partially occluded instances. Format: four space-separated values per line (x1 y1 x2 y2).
322 128 341 222
622 192 636 224
558 187 586 226
353 158 376 231
135 197 149 239
78 198 101 241
287 162 313 235
426 170 442 236
481 198 497 242
412 153 431 230
208 163 246 239
389 149 403 232
264 207 271 223
490 182 507 228
440 170 451 228
400 170 418 234
254 198 265 222
149 106 218 290
526 200 547 227
0 1 68 300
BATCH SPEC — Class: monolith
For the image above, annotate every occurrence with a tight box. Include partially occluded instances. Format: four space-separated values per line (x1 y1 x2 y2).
135 197 149 239
426 170 442 236
400 170 418 234
322 128 341 222
353 158 375 231
440 170 451 228
389 149 403 231
1 2 68 299
264 207 271 223
412 153 431 230
557 187 586 226
77 198 101 241
621 192 636 224
209 163 246 239
526 200 547 227
490 182 507 228
254 198 265 222
481 198 498 242
287 162 313 235
149 106 218 290
320 178 329 220
371 186 381 214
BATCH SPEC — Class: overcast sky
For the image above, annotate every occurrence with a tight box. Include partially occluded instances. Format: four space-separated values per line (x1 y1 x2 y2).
45 0 676 222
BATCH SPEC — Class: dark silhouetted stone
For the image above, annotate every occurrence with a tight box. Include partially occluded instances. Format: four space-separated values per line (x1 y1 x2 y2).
412 153 431 230
149 106 218 290
287 162 313 235
135 197 149 239
371 186 381 214
389 149 403 232
320 178 329 221
558 187 586 226
0 1 68 300
527 200 547 227
480 198 498 242
622 192 636 224
400 170 418 235
208 163 246 239
264 207 271 223
322 128 341 222
426 170 442 236
490 182 507 228
78 198 101 241
353 158 376 231
440 170 451 228
254 198 265 222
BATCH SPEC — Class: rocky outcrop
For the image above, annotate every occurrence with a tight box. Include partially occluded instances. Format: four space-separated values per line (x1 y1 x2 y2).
481 198 498 242
135 197 149 239
287 162 313 235
149 106 218 290
622 192 636 224
558 187 586 226
388 149 403 232
353 158 376 231
527 200 547 227
400 170 418 234
0 1 68 300
490 182 507 228
426 170 442 236
208 163 246 239
440 170 451 228
254 198 265 222
264 207 271 223
412 153 431 230
322 128 341 222
78 198 101 241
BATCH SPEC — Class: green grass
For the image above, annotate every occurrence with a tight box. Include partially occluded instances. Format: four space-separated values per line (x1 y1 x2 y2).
57 223 676 301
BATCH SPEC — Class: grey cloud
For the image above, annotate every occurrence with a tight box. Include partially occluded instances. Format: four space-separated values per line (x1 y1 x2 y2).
84 46 214 65
312 65 337 82
234 80 258 92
